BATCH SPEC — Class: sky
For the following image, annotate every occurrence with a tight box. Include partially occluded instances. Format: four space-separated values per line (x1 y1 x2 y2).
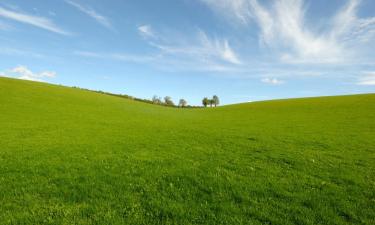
0 0 375 105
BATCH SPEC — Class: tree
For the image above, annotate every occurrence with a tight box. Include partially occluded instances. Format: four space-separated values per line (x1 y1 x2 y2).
212 95 220 107
178 99 187 108
202 97 209 107
209 99 214 107
164 96 175 106
152 95 162 104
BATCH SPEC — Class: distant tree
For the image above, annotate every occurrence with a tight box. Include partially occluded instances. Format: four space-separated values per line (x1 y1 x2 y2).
164 96 175 106
202 97 209 107
209 99 214 107
178 99 187 108
212 95 220 107
152 95 162 104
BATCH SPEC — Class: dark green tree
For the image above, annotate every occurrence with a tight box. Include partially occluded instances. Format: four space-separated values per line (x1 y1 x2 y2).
164 96 175 106
202 97 209 107
179 99 187 108
152 95 161 104
212 95 220 107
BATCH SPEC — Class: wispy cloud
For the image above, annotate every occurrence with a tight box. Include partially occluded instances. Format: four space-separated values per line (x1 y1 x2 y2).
261 77 285 85
0 47 45 58
357 72 375 85
74 51 157 63
65 0 113 30
146 30 241 66
0 66 56 82
200 0 375 64
0 6 70 35
138 25 155 38
199 0 252 25
218 39 242 65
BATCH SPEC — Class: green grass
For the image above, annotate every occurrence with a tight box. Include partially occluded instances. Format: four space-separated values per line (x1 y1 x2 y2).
0 77 374 225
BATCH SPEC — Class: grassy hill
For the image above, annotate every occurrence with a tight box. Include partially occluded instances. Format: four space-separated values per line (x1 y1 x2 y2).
0 77 374 225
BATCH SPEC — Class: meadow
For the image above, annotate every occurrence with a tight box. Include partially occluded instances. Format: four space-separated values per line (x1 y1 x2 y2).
0 77 374 224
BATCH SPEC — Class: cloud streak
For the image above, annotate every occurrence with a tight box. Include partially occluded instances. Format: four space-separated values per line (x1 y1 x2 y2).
74 51 157 63
0 7 70 35
138 25 155 38
145 29 241 66
0 47 45 58
357 72 375 85
65 0 113 30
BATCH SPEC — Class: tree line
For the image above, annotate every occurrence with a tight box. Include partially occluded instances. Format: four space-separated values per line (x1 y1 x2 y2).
152 95 191 108
71 86 220 108
152 95 220 108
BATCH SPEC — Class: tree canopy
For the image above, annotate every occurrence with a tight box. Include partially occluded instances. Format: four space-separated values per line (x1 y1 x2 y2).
212 95 219 107
179 99 187 108
202 97 209 107
164 96 175 106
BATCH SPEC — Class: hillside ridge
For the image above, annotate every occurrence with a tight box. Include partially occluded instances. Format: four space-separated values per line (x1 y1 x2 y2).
1 76 374 108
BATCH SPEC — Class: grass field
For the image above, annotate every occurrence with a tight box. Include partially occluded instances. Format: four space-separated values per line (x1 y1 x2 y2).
0 77 374 224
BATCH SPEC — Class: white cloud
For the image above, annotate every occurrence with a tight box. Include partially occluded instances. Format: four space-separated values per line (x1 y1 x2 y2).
0 66 56 82
138 25 155 38
357 72 375 86
200 0 375 64
261 77 284 85
0 7 70 35
65 0 113 30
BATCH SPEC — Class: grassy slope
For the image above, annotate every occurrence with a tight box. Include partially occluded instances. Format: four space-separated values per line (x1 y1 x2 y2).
0 77 374 225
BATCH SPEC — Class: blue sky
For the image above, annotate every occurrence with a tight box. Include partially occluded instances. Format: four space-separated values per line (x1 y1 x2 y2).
0 0 374 105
